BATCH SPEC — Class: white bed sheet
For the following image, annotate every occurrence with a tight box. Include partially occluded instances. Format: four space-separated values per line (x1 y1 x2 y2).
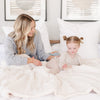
0 44 100 100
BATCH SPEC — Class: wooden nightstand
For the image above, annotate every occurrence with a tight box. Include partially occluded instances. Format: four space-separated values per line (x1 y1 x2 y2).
50 40 60 45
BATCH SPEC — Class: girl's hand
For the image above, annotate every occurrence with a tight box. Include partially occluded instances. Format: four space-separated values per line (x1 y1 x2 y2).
62 64 67 69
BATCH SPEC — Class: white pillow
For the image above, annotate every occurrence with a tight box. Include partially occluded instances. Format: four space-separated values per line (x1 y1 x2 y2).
57 18 100 59
36 21 52 53
2 21 52 53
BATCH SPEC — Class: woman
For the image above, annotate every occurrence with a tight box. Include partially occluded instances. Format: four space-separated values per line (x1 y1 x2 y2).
5 14 54 65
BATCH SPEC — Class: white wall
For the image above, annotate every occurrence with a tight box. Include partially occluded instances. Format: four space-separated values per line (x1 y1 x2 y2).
46 0 61 40
0 0 61 42
0 0 14 43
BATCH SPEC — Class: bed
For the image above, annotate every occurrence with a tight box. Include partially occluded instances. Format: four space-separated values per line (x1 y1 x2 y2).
1 19 100 100
0 43 100 100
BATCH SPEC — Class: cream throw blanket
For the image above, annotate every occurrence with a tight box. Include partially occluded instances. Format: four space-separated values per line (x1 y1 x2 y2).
0 59 100 99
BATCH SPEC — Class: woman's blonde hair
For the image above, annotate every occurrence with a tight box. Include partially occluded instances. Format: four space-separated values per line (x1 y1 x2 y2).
9 14 36 54
63 35 83 45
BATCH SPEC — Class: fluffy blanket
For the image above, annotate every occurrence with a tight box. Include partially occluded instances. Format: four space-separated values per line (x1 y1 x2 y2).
0 59 100 99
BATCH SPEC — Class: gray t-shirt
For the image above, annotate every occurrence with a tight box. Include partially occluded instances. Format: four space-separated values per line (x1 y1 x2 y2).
4 30 50 65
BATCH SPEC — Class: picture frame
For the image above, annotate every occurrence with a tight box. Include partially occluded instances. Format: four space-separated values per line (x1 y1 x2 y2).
61 0 100 21
4 0 47 21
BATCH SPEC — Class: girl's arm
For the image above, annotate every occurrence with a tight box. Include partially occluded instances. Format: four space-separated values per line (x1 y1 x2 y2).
62 64 72 70
58 52 66 69
62 64 67 69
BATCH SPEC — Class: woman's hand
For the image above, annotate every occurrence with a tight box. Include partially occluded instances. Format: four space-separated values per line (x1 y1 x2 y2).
27 57 42 66
47 56 55 61
32 57 42 66
27 58 33 64
47 51 60 61
50 51 60 56
51 51 57 54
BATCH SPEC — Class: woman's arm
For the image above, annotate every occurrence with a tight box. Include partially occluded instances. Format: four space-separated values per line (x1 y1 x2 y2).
5 37 28 65
27 57 42 66
46 55 55 61
34 31 50 61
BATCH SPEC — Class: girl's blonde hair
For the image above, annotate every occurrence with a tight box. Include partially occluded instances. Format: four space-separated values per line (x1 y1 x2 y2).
63 35 83 45
9 14 36 54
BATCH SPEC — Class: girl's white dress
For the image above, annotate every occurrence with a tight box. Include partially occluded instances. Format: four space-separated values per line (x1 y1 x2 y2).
46 52 82 74
59 52 82 68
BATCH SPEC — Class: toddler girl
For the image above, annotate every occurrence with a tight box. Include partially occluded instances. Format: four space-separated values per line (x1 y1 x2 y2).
46 35 83 74
59 36 83 70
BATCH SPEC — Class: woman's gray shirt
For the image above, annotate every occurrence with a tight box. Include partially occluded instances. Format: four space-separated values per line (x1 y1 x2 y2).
4 30 50 65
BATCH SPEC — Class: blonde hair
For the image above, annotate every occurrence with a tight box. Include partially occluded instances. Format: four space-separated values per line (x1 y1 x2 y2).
9 14 36 54
63 35 83 45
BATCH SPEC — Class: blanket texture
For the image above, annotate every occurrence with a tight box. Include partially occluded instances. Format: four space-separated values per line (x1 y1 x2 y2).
0 59 100 99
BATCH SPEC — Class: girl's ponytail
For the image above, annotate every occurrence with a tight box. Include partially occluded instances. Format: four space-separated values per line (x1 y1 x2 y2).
63 36 67 41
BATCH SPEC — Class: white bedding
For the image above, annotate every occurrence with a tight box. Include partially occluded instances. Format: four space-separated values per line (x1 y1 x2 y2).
0 93 100 100
0 60 100 100
0 44 100 100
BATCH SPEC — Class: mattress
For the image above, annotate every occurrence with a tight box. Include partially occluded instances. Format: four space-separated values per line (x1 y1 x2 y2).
0 44 100 100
